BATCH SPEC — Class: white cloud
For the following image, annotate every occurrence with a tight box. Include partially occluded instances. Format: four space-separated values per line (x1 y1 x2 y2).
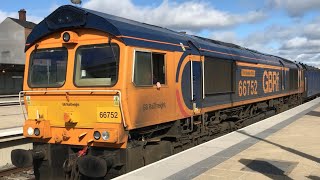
270 0 320 17
210 31 241 45
304 20 320 39
283 37 308 48
0 10 16 23
83 0 267 32
283 37 320 50
296 53 320 67
26 15 42 24
209 22 320 66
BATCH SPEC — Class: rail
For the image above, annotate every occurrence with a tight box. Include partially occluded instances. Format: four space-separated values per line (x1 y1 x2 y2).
0 101 21 106
0 127 23 139
0 166 34 179
0 94 24 106
0 94 19 98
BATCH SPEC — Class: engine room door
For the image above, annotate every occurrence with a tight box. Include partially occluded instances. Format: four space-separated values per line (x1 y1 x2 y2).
191 60 202 113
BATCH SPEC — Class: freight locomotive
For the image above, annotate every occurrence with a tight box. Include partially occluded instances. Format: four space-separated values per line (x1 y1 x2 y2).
11 5 320 180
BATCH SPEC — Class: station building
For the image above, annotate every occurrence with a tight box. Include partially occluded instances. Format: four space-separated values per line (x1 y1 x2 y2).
0 9 36 95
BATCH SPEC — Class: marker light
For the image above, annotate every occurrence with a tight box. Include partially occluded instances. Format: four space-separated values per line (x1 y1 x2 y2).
27 127 34 136
101 131 110 141
34 128 40 136
93 131 101 140
63 32 70 42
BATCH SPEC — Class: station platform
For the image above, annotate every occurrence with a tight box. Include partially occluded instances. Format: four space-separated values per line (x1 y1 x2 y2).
0 105 30 168
116 98 320 180
0 105 25 131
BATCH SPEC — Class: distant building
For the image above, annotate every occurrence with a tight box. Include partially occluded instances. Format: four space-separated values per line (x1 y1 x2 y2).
0 9 36 95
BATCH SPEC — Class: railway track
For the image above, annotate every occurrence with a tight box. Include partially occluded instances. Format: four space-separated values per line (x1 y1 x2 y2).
0 166 34 180
0 101 20 106
0 127 32 180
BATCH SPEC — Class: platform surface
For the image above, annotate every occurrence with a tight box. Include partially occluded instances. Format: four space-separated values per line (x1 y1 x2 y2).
0 105 25 131
115 98 320 180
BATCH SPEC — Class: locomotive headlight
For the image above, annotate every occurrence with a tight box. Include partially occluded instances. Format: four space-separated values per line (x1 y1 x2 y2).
34 128 40 136
93 131 101 140
27 127 34 136
61 31 78 44
101 131 110 141
63 32 70 42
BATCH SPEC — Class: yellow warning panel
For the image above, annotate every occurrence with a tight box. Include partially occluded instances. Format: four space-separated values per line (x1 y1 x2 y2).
28 106 48 120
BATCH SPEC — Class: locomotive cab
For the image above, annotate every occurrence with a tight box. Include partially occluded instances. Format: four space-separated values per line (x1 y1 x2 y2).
12 6 132 179
21 29 127 146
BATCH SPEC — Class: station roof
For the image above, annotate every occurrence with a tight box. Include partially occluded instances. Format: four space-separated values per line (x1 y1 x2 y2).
26 5 292 66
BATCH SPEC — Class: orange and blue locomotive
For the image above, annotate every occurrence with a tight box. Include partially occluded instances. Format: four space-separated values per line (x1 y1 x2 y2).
11 5 320 179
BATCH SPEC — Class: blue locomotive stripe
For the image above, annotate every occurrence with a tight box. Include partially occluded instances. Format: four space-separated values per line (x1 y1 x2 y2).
175 51 189 82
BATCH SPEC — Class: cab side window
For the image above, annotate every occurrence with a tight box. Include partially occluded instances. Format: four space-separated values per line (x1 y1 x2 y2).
134 51 165 86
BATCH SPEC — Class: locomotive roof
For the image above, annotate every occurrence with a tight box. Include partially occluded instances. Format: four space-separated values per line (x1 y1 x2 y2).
26 5 295 67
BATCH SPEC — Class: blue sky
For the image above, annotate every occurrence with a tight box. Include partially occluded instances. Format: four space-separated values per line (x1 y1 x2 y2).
0 0 320 66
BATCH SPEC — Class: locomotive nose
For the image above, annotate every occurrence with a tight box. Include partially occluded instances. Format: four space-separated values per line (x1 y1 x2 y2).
11 149 45 168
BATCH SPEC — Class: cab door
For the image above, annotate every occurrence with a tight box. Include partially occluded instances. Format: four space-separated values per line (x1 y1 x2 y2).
190 59 202 114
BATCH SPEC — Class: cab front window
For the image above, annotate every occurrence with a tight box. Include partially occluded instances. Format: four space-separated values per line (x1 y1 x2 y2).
28 48 68 88
74 43 119 86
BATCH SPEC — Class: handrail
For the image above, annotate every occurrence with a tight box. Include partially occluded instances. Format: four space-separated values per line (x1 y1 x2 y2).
18 89 127 127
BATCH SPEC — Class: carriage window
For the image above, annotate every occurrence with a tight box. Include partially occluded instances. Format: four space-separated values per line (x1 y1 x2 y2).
74 44 119 86
204 57 233 95
28 48 67 87
134 51 165 86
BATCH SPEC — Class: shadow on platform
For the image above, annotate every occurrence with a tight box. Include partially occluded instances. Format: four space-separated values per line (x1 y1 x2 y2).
237 130 320 164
